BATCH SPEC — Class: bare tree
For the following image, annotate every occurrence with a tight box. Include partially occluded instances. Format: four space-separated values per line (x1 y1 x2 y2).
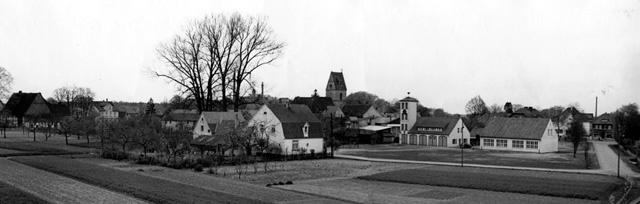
226 14 284 112
465 95 488 116
488 103 504 114
0 66 13 100
52 86 94 117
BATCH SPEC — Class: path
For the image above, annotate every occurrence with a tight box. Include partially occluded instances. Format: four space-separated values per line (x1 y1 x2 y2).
0 158 148 204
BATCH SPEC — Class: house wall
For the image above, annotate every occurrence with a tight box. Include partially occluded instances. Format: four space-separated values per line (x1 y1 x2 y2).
248 105 286 154
282 138 324 155
445 119 471 147
165 121 195 131
192 115 213 139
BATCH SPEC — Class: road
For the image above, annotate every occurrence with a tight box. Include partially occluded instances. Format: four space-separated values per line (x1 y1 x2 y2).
0 158 149 204
591 140 637 177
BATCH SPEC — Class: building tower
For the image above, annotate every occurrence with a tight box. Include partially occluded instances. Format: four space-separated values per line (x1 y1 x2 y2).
399 95 418 144
325 71 347 106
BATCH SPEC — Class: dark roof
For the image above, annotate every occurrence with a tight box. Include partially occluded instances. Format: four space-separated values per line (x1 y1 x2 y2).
292 96 335 114
575 113 594 123
163 109 199 122
192 135 225 146
512 107 543 118
341 104 373 118
408 117 460 135
326 72 347 91
47 103 70 117
561 107 582 117
593 113 613 125
399 97 419 102
92 101 116 112
480 117 551 140
469 127 484 136
1 92 40 117
267 104 323 139
201 112 246 123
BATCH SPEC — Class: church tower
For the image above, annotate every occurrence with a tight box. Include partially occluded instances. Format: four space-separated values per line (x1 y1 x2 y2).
326 71 347 106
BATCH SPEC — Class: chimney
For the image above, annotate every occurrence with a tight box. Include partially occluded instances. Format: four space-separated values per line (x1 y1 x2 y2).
18 90 22 94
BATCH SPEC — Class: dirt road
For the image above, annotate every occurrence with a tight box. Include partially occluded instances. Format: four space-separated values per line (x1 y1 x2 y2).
0 158 148 204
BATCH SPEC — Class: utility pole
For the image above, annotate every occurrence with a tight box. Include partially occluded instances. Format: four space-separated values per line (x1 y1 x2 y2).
330 113 334 158
461 125 464 167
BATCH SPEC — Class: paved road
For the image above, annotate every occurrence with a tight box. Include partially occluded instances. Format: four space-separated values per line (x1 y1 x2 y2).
0 158 148 204
591 140 637 177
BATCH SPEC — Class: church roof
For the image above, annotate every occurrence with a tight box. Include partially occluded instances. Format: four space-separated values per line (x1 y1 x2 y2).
326 72 347 91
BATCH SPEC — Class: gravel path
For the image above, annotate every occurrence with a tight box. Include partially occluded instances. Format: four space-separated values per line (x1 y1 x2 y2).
0 158 148 204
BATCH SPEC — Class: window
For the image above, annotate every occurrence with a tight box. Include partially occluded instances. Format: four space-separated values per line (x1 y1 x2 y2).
483 139 494 146
547 129 552 136
513 140 524 148
303 123 309 137
452 139 457 144
496 139 507 147
271 127 276 133
339 93 343 100
292 140 299 151
457 128 460 133
201 125 203 132
526 141 539 149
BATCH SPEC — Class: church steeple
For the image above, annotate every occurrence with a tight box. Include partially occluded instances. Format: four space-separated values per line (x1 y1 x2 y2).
325 71 347 106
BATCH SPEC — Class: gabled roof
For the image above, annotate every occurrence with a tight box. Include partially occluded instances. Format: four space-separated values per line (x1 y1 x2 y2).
292 96 335 114
1 92 41 117
341 104 374 118
201 112 246 124
512 107 543 118
266 104 323 139
92 101 115 112
575 113 594 123
408 117 460 135
593 113 613 125
326 72 347 91
47 103 70 117
163 110 199 122
480 117 551 140
561 107 581 118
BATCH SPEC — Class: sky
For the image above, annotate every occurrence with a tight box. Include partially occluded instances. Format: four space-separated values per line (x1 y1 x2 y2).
1 0 639 115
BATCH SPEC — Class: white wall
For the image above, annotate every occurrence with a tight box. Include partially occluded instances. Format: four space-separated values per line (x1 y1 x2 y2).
539 121 559 153
192 115 213 139
248 105 286 154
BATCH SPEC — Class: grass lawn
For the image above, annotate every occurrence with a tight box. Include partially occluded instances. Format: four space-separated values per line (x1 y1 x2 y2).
341 141 598 169
358 166 624 201
0 142 82 156
0 181 50 204
11 156 267 204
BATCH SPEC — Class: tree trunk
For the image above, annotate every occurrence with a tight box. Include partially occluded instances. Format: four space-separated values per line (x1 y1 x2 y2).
65 133 68 145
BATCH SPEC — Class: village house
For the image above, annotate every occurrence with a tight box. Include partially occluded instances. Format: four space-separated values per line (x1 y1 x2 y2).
292 95 344 118
190 111 246 155
248 103 325 155
91 100 119 120
162 109 199 131
592 113 614 139
0 91 69 127
342 104 384 128
557 107 593 139
478 117 558 153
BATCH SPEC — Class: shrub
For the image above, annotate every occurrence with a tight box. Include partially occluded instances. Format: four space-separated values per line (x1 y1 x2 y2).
101 150 129 161
278 181 284 185
285 181 293 185
194 164 203 172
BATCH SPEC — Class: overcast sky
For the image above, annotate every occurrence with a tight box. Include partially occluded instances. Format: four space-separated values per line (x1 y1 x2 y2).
1 0 639 114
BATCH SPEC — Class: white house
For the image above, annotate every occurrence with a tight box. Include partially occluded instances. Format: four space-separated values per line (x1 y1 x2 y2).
162 109 199 131
401 117 470 147
479 117 558 153
91 100 119 120
192 111 245 139
248 104 325 155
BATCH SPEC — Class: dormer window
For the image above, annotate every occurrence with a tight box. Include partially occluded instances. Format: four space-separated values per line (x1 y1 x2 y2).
303 122 309 137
